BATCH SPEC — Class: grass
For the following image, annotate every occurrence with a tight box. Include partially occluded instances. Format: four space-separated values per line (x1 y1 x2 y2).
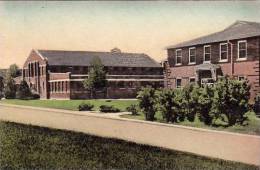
121 111 260 136
0 99 137 111
0 121 258 170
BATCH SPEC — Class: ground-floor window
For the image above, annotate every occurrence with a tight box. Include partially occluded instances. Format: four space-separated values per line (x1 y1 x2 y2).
176 78 182 88
189 77 196 84
238 76 245 81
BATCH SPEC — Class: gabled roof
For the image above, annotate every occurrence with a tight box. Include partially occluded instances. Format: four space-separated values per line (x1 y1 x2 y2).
167 21 260 49
36 50 161 68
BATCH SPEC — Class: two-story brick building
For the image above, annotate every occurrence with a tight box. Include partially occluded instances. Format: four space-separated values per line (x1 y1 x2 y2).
164 21 260 100
22 49 163 99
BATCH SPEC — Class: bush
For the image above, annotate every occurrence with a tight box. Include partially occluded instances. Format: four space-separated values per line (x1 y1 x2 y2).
99 105 120 113
137 87 157 121
212 76 250 126
16 80 32 99
78 102 94 111
126 104 139 115
156 89 177 122
4 76 16 99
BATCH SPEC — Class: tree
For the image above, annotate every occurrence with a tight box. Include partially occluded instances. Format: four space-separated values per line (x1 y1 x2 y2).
0 77 4 99
156 89 177 122
212 76 250 126
16 80 32 99
7 64 20 78
137 87 157 121
4 75 16 99
83 57 107 98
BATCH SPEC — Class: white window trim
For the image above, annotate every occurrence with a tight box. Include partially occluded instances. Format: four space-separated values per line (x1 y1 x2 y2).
175 49 182 66
176 78 182 88
219 43 228 62
189 47 196 65
189 77 196 83
237 40 247 60
203 45 211 63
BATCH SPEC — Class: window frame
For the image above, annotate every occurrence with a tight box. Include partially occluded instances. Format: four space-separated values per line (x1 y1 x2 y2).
237 40 247 60
203 45 211 63
189 47 196 65
175 49 182 66
176 78 182 88
189 77 196 84
219 43 228 62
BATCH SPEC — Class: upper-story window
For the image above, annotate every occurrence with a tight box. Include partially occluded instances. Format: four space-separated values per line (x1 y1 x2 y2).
238 40 247 60
204 45 211 63
189 47 196 64
175 49 182 65
220 43 228 62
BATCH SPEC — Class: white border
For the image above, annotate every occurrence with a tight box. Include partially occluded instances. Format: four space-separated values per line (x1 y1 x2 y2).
188 47 196 65
237 40 247 60
203 45 211 63
219 43 228 62
175 49 182 66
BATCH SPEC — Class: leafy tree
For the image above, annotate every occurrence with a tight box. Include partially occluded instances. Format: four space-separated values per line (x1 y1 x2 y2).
197 85 215 125
83 57 107 98
0 77 4 99
4 75 16 99
7 64 20 78
212 76 250 126
16 80 32 99
156 89 177 122
137 87 157 121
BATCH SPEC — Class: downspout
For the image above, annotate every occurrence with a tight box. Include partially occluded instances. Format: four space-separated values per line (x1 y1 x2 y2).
228 40 234 76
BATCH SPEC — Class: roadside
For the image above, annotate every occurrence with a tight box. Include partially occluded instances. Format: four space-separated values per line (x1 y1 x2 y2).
0 103 260 166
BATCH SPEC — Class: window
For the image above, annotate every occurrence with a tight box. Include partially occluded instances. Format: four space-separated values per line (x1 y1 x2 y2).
238 76 245 81
204 45 211 63
238 40 247 59
176 78 182 88
189 47 196 64
220 43 228 61
175 49 182 65
189 78 196 84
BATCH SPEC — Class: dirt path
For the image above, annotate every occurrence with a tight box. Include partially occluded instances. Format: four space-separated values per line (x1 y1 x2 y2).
0 103 260 166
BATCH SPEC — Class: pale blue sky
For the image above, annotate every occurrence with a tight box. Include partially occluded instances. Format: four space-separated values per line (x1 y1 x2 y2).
0 1 260 68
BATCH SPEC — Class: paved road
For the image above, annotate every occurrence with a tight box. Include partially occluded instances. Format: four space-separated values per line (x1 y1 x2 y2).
0 103 260 166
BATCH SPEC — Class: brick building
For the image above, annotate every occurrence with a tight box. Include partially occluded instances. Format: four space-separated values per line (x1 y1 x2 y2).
22 49 163 99
164 21 260 101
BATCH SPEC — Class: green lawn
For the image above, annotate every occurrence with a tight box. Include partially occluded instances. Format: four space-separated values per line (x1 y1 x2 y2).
0 121 258 170
121 111 260 136
0 99 137 111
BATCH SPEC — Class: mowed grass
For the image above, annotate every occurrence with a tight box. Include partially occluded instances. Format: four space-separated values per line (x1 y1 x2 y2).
0 99 137 111
0 121 258 170
121 111 260 136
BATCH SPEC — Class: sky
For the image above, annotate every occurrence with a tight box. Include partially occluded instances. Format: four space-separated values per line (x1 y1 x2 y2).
0 1 260 68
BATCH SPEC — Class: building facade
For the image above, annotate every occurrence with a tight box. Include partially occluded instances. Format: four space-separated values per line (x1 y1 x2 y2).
164 21 260 101
22 49 163 99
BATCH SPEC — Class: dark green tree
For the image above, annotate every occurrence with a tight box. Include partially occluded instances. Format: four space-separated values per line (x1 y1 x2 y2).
7 64 20 78
137 87 157 121
83 57 107 98
4 75 16 99
0 77 4 99
156 89 177 122
16 80 32 99
212 76 250 126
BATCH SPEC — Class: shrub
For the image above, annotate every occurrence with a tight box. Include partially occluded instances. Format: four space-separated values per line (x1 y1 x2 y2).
99 105 120 113
197 85 215 125
16 80 32 99
4 76 16 99
78 102 94 111
137 87 157 121
126 104 139 115
212 76 250 126
156 89 177 122
31 93 40 99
